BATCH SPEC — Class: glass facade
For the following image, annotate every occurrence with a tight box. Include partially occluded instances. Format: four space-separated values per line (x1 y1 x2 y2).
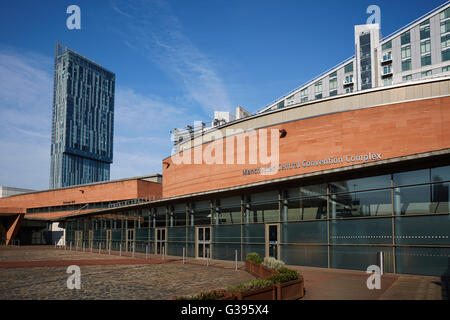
50 43 115 188
359 32 372 90
65 164 450 276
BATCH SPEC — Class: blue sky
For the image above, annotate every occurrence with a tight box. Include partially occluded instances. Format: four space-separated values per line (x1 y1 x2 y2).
0 0 445 190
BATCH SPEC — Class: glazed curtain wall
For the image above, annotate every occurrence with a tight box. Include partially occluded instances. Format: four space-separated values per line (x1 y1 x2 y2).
65 165 450 276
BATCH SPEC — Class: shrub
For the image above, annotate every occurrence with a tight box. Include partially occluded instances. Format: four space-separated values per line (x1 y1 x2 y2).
246 252 263 264
268 267 299 283
227 279 273 293
262 257 285 271
175 289 226 300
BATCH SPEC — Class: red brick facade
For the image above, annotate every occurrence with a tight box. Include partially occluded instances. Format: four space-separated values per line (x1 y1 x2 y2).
162 96 450 197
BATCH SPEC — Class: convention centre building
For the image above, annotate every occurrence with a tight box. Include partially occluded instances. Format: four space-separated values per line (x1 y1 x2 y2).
2 2 450 277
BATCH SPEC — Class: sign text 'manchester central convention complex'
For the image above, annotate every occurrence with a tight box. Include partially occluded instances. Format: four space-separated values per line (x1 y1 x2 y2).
2 2 450 277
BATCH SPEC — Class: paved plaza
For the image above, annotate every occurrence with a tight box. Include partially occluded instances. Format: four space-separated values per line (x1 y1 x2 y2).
0 246 446 300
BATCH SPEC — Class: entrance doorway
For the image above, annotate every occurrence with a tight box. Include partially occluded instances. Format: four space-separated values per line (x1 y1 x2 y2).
155 228 166 255
88 230 93 249
265 224 280 259
74 230 83 248
106 230 111 250
196 227 211 259
126 229 135 252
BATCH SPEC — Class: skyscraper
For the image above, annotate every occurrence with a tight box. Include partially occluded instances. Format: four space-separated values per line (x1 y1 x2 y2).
50 42 115 189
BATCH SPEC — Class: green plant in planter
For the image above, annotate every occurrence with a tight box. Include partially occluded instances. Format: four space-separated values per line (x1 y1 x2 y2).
176 289 226 300
268 267 299 284
227 279 273 293
262 256 285 271
246 252 263 264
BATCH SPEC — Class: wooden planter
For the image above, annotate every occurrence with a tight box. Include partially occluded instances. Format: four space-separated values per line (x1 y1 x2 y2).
218 292 237 300
259 265 278 279
274 276 305 300
245 260 261 277
234 285 275 300
245 261 279 279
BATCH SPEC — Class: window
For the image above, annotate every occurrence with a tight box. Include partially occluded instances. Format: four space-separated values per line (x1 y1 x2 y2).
401 45 411 59
442 34 450 49
443 66 450 72
383 64 392 75
440 7 450 20
329 78 337 90
286 94 295 105
277 101 285 109
421 54 431 67
329 71 337 78
314 81 322 99
345 86 354 93
344 62 353 73
421 70 432 77
329 77 338 96
443 49 450 62
402 59 411 72
402 75 412 81
441 20 450 34
382 51 392 61
300 88 308 103
401 31 410 45
383 77 393 86
420 20 430 40
345 74 353 84
382 41 392 51
420 40 431 54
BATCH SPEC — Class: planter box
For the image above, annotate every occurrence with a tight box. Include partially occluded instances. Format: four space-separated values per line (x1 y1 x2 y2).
245 260 261 278
274 276 305 300
234 285 275 300
259 265 278 279
218 292 237 300
245 261 278 279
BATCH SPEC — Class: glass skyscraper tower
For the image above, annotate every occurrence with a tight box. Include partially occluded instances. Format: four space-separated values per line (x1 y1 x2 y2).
50 42 115 189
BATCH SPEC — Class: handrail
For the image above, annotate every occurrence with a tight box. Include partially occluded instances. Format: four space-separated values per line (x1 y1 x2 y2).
257 55 355 114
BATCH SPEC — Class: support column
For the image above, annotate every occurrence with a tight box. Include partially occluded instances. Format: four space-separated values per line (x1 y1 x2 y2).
6 214 24 245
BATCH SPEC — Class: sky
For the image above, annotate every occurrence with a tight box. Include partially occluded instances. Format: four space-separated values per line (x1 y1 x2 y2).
0 0 446 190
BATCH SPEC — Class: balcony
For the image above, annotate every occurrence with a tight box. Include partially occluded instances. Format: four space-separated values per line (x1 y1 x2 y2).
381 55 392 64
381 67 393 77
343 78 354 86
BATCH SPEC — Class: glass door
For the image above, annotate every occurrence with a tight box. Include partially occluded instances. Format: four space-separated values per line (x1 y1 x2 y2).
88 230 93 249
126 229 135 252
106 230 111 250
196 227 211 259
265 224 279 259
155 228 166 254
75 230 83 248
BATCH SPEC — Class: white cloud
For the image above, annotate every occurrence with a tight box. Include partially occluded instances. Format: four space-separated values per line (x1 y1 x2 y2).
0 42 211 189
110 0 233 115
0 49 53 190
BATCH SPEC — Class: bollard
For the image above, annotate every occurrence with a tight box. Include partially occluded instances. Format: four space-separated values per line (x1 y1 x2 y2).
119 243 122 256
99 243 101 254
235 250 238 271
109 243 111 255
70 242 72 251
162 247 165 260
207 248 209 267
183 247 185 264
132 243 135 258
90 242 93 253
146 245 148 259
